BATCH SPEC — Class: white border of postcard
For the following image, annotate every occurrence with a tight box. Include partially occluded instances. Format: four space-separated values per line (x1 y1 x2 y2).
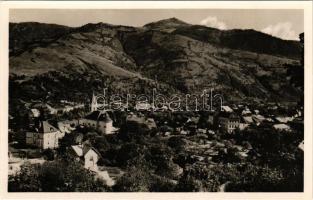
0 1 312 200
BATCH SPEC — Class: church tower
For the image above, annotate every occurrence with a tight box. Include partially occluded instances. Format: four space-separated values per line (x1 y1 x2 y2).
91 92 98 112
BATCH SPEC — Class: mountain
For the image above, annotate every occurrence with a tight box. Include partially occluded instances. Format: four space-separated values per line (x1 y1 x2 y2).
173 25 301 59
9 18 303 105
9 22 73 56
143 17 190 32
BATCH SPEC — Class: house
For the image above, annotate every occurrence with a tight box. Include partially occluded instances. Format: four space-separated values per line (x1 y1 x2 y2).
180 130 188 135
218 113 240 133
252 114 266 125
26 121 64 149
187 116 200 124
207 114 214 126
79 111 118 135
273 124 291 131
221 106 233 113
71 144 101 171
146 118 157 130
28 108 41 127
30 108 40 118
8 149 23 176
298 140 304 151
242 116 254 124
57 120 78 134
31 102 58 115
126 114 157 130
242 108 252 116
135 102 152 111
275 116 294 123
239 123 249 130
46 104 58 115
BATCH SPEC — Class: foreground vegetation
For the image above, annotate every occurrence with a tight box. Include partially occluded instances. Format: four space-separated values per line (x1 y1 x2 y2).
9 120 303 192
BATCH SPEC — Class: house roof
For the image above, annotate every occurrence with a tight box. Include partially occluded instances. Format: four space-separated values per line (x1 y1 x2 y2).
252 114 265 122
275 116 294 123
30 109 40 117
273 124 291 130
71 145 84 157
242 109 252 115
242 116 253 123
221 106 233 113
126 114 145 124
71 144 101 158
219 112 240 120
85 111 112 123
36 121 59 133
146 118 157 129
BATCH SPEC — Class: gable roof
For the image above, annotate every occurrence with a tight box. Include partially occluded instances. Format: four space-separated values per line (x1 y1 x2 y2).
85 111 112 122
71 144 101 158
71 145 84 157
36 121 59 133
221 106 233 113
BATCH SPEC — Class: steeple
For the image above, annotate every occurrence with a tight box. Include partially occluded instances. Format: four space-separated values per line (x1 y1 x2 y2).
91 92 98 112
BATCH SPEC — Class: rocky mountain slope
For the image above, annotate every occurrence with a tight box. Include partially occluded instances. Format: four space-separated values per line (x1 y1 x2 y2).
9 18 303 104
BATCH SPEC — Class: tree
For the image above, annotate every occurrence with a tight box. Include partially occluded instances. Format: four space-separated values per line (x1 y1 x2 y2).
8 159 108 192
42 149 55 161
168 136 187 152
176 164 220 192
8 163 42 192
113 157 152 192
226 164 285 192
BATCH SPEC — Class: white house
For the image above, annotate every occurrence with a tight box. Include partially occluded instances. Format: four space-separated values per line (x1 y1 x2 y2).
242 108 252 116
79 111 118 135
273 124 291 131
243 116 254 124
57 120 78 134
30 108 40 118
239 123 249 130
26 121 64 149
221 106 233 113
135 102 152 111
298 140 304 151
71 144 101 171
8 151 23 176
218 113 240 133
275 116 294 123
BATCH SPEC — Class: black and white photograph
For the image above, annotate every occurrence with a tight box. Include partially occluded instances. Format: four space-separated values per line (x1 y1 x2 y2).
5 5 307 193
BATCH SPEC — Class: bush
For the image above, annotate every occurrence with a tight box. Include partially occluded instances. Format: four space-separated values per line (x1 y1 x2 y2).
42 149 55 161
8 159 108 192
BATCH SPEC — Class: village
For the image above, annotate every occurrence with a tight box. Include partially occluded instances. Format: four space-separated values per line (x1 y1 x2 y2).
8 91 304 191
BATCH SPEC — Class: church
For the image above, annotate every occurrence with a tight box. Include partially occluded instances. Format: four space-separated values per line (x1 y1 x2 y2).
78 92 118 135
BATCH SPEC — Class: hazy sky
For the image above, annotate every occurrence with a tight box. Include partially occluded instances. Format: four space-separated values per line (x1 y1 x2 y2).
10 9 304 40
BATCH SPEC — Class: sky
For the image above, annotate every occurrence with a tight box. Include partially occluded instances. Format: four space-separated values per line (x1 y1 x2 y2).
10 9 304 40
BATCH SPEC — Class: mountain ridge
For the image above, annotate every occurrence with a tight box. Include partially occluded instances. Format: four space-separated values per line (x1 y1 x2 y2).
9 18 302 59
9 18 303 104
